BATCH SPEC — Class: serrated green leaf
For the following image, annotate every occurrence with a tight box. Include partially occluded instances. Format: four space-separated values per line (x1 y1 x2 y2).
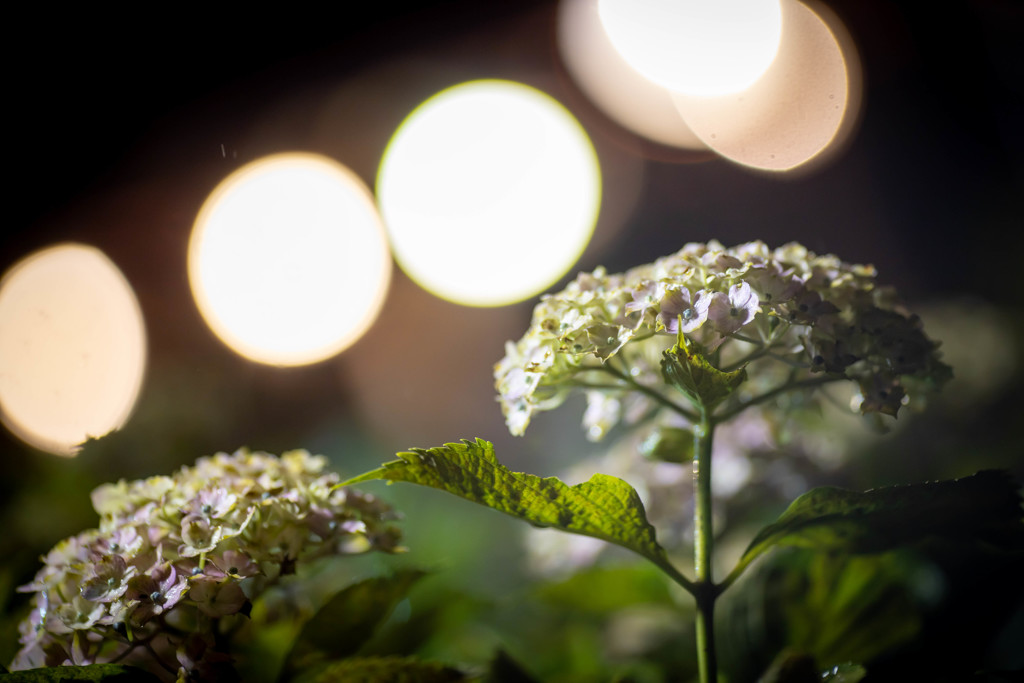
0 664 161 682
305 656 466 683
342 439 688 589
735 470 1023 574
281 570 427 680
660 335 746 409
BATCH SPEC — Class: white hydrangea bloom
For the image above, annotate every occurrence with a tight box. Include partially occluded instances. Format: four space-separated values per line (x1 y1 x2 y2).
12 449 402 678
495 240 950 437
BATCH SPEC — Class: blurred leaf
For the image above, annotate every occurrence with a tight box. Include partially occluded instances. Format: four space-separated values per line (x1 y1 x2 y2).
758 651 866 683
0 665 161 681
281 570 427 680
786 553 921 664
757 650 819 683
661 335 746 409
303 656 465 682
735 470 1023 575
720 551 920 682
484 650 540 683
342 439 687 587
820 662 867 682
533 564 674 615
639 427 694 463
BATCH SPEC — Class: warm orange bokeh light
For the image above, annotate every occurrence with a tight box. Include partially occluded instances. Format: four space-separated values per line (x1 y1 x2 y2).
671 0 862 172
0 244 147 455
189 153 392 366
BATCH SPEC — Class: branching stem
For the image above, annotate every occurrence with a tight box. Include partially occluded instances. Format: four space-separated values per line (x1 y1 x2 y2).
715 374 844 422
596 364 700 423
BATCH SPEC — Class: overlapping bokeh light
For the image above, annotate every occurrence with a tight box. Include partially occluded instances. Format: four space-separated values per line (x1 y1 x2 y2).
0 244 147 455
377 80 601 307
558 0 706 150
597 0 784 96
670 0 861 172
562 0 860 172
189 153 391 366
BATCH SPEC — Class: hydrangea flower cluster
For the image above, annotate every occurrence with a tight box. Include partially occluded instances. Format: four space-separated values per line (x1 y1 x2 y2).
495 240 951 438
12 449 402 680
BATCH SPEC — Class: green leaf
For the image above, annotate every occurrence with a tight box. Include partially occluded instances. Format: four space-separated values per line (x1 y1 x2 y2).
820 662 867 682
342 439 687 589
639 426 694 463
756 651 866 683
735 470 1023 574
660 334 746 409
775 552 922 664
304 656 466 683
281 570 427 680
0 665 161 682
533 564 675 615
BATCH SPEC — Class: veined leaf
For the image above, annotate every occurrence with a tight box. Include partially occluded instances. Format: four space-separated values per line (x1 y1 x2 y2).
660 334 746 409
734 470 1023 577
341 439 688 589
281 570 427 680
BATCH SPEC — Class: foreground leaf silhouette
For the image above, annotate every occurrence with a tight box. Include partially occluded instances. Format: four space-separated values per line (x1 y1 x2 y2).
725 470 1024 587
341 438 692 591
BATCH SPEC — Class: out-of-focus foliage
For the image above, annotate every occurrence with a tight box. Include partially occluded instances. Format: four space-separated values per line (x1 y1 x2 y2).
733 470 1024 581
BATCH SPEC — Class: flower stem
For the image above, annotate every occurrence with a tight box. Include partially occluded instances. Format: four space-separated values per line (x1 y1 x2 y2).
715 374 844 422
597 363 700 422
693 409 718 683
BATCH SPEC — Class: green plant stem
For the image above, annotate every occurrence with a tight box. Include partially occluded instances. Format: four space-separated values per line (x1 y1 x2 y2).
596 364 700 422
693 409 718 683
715 374 844 422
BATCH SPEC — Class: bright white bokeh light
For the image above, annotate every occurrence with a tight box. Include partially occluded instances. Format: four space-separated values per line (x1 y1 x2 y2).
0 244 147 456
377 80 601 307
598 0 783 96
189 153 391 366
558 0 706 150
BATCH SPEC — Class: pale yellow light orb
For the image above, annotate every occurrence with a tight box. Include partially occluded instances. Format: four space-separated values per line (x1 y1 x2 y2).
377 80 601 307
0 244 147 456
189 153 391 366
598 0 783 96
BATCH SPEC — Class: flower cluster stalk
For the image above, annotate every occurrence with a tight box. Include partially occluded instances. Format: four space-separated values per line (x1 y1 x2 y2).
693 409 717 683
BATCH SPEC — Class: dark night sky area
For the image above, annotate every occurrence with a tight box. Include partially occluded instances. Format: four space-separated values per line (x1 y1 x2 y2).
3 0 1022 470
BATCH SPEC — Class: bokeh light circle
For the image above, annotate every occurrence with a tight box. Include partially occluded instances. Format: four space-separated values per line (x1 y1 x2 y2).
377 80 601 307
0 244 147 455
597 0 783 96
670 0 860 172
189 153 391 366
557 0 706 150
